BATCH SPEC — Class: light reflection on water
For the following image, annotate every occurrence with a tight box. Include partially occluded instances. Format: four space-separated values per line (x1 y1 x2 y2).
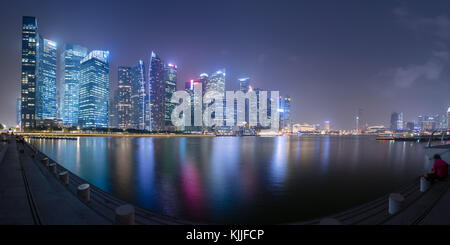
30 135 431 224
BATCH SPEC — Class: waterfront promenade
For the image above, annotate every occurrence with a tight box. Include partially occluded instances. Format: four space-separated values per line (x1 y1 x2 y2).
0 135 196 225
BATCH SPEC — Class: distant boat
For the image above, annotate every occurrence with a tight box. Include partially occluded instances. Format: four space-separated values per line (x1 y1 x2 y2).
258 130 281 137
376 133 394 140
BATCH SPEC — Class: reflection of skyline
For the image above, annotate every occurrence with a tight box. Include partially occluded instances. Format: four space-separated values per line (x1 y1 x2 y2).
29 135 429 223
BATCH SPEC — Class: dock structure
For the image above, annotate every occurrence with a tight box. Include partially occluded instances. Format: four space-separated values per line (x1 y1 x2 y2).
0 135 198 225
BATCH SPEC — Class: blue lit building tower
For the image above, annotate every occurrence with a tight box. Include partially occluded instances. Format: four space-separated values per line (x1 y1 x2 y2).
36 38 57 121
21 16 39 129
206 69 226 124
131 60 146 130
238 77 250 125
117 66 133 129
283 95 291 132
199 73 209 96
164 63 177 128
390 112 403 131
61 43 88 126
148 51 165 131
78 50 110 128
16 98 21 126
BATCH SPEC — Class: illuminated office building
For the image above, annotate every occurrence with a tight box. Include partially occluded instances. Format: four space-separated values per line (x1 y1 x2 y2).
283 95 291 132
390 112 403 131
78 50 110 128
206 69 226 125
61 43 88 126
16 98 21 126
148 51 164 131
199 73 209 95
130 60 146 130
206 69 226 94
164 63 177 128
21 16 39 129
117 66 133 129
36 38 57 121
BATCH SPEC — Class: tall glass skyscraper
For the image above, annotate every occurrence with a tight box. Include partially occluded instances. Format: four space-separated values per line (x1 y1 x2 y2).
199 73 209 96
117 66 133 129
148 51 165 131
238 77 250 125
283 95 291 132
78 50 110 128
36 38 57 120
16 98 21 126
206 69 226 94
61 43 88 126
21 16 39 129
206 69 226 125
131 60 146 130
390 112 403 131
164 63 177 128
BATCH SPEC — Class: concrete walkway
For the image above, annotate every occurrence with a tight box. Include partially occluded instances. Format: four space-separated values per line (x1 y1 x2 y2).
0 136 110 225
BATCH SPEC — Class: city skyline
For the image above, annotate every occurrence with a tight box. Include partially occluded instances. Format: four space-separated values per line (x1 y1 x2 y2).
2 0 450 129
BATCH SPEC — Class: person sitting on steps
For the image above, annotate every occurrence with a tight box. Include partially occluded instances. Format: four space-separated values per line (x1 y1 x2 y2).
424 154 448 183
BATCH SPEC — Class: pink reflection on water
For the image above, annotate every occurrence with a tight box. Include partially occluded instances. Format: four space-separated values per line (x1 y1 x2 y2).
181 161 206 220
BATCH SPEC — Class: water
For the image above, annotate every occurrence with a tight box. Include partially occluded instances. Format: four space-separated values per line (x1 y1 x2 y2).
29 135 432 224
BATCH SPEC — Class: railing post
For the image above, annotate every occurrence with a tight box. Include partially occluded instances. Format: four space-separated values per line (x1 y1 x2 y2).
48 163 57 175
59 171 69 185
115 204 135 225
420 177 431 192
77 184 90 202
41 157 49 166
388 193 404 215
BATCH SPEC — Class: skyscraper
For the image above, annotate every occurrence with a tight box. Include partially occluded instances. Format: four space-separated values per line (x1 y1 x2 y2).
390 112 403 131
239 77 250 93
21 16 39 129
130 60 146 130
117 66 133 129
199 73 209 96
283 96 291 132
61 43 88 126
278 95 284 130
447 107 450 129
206 69 226 94
16 98 21 126
78 50 110 128
238 77 250 125
356 108 364 132
164 63 177 128
148 51 165 131
109 88 119 129
36 38 57 121
206 69 226 125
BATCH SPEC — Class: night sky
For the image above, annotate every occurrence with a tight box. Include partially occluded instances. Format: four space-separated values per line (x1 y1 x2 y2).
1 0 449 129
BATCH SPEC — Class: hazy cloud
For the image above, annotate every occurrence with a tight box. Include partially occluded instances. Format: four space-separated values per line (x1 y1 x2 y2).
385 5 449 88
393 6 450 40
388 60 443 88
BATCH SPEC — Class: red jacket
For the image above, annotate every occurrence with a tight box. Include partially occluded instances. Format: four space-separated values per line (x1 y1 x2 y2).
433 159 448 179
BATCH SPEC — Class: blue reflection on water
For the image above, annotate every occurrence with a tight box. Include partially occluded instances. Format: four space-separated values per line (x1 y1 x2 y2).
29 135 430 224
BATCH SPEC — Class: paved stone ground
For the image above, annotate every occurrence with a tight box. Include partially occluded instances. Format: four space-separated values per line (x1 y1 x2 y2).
0 136 110 225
